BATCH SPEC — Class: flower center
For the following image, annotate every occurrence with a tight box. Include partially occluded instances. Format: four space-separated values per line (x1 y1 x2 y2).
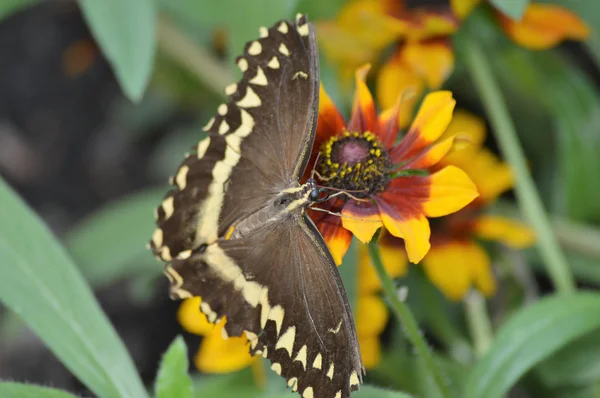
316 131 392 198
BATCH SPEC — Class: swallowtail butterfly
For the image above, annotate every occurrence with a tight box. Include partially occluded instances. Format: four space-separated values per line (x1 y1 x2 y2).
150 14 363 398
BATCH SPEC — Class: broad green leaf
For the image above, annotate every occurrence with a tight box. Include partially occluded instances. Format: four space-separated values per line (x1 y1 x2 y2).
339 238 359 313
193 369 262 398
295 0 345 19
0 0 38 20
0 382 79 398
537 329 600 387
0 178 148 398
155 336 194 398
489 0 529 20
65 187 164 286
465 292 600 398
79 0 156 101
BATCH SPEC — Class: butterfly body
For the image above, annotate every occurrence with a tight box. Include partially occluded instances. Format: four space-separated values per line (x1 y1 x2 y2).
151 14 363 398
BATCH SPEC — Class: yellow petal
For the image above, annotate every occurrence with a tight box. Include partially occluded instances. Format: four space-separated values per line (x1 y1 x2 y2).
358 335 382 370
401 40 454 89
422 165 479 218
194 323 257 373
358 243 408 294
473 215 536 249
376 52 424 128
356 294 389 336
451 0 481 20
440 109 487 148
341 201 383 244
499 4 590 50
421 241 493 300
178 297 213 336
377 202 431 264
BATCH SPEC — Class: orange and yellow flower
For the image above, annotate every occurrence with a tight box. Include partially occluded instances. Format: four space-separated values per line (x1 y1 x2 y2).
369 110 535 300
307 65 478 266
178 297 257 373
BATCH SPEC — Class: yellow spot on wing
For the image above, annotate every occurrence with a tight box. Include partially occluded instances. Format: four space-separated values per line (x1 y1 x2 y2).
175 165 189 190
152 228 163 247
236 87 262 108
276 326 296 356
302 387 314 398
225 83 237 95
287 377 298 390
249 66 268 86
160 197 174 220
271 362 282 375
327 363 334 380
297 23 309 36
203 117 215 131
218 104 228 115
218 120 229 135
278 22 288 34
197 137 210 159
237 58 248 72
268 305 285 335
278 43 290 56
350 370 360 387
259 26 268 38
267 56 280 69
294 345 307 370
248 41 262 55
312 353 322 369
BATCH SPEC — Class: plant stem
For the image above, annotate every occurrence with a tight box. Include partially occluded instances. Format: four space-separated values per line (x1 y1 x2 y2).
464 291 493 357
461 35 575 294
156 15 233 99
367 243 452 398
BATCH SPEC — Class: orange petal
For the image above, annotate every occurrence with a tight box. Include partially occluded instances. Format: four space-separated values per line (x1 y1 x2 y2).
317 83 346 141
358 335 382 370
377 96 403 149
318 213 353 266
178 297 213 335
358 242 408 294
348 64 379 134
451 0 481 20
376 51 424 128
375 195 431 263
194 322 257 373
422 165 479 217
473 215 536 249
401 40 455 89
421 241 494 300
499 4 590 50
401 135 455 169
391 91 455 163
341 200 382 244
356 294 389 337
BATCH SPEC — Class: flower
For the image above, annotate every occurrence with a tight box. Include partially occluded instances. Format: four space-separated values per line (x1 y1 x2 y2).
371 110 535 300
452 0 589 50
307 65 478 266
178 297 257 373
317 0 458 126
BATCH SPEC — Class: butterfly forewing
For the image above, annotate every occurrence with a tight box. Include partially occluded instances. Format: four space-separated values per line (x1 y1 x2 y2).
151 14 363 398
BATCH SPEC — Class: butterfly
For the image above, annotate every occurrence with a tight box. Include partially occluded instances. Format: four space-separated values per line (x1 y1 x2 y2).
150 14 363 398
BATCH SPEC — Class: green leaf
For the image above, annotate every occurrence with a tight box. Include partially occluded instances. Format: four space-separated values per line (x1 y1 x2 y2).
489 0 529 20
295 0 345 19
264 385 413 398
155 336 194 398
465 292 600 398
339 238 359 313
193 369 262 398
158 0 298 65
537 329 600 388
65 187 164 286
0 0 38 20
0 178 148 398
0 382 80 398
79 0 156 101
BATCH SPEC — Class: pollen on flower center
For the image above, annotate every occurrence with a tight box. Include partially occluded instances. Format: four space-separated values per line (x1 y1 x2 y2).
317 131 392 198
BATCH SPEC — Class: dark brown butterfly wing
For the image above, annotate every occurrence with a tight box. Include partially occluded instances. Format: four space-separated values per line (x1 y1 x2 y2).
151 14 318 261
167 212 363 398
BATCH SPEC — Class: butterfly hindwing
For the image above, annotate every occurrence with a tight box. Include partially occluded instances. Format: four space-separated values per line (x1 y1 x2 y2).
169 212 363 398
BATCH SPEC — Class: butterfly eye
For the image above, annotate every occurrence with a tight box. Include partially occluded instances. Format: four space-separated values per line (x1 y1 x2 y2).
309 188 320 201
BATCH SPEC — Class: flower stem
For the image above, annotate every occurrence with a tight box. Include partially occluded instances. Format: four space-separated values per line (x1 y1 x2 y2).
461 34 576 294
367 243 452 398
464 291 493 357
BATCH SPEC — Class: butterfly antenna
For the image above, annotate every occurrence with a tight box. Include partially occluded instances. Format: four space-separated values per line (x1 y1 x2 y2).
310 152 322 180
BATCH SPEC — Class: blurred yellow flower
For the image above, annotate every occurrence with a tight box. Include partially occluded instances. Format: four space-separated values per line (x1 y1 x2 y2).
178 297 257 374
